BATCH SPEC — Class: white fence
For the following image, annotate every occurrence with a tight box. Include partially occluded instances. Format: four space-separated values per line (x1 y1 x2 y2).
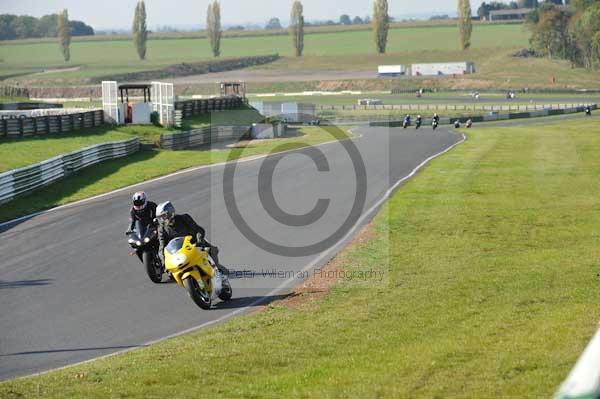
151 81 175 127
0 138 140 204
555 327 600 399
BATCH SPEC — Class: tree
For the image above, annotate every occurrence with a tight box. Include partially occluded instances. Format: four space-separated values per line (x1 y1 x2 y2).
132 1 148 60
458 0 472 50
572 4 600 68
529 4 572 59
373 0 389 54
266 17 282 30
69 20 94 36
340 14 352 25
56 9 70 61
570 0 600 12
353 16 364 24
13 16 37 39
290 1 304 57
206 1 222 57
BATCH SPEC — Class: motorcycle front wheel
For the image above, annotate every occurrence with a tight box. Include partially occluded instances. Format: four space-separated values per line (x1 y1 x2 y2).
143 251 162 284
183 277 212 309
218 278 233 301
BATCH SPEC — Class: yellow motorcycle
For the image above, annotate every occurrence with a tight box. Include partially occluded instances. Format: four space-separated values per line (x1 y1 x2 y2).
164 236 232 309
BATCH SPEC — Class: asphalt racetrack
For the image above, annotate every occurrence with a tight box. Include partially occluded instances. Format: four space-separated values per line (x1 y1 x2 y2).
0 125 462 380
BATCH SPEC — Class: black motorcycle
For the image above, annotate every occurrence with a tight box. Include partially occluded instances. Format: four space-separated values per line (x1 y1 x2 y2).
415 118 422 129
432 120 439 130
127 221 164 283
585 106 592 116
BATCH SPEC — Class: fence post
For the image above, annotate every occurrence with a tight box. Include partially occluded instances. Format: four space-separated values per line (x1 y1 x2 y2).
71 114 75 130
19 117 24 137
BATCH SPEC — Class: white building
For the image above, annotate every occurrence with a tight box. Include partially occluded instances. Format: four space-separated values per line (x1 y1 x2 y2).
410 62 476 76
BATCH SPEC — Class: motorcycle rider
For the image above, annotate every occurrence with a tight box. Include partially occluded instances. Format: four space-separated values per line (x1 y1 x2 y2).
156 201 229 275
403 114 411 127
416 115 422 128
432 113 440 124
125 191 157 236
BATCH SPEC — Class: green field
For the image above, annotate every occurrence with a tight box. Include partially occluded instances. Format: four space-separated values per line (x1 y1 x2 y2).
249 92 600 106
3 22 599 90
2 118 599 397
0 24 529 81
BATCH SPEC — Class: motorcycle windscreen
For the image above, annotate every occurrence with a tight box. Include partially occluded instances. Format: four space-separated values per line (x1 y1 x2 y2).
165 237 185 254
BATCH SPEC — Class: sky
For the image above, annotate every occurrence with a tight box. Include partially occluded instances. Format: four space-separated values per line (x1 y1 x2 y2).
0 0 489 30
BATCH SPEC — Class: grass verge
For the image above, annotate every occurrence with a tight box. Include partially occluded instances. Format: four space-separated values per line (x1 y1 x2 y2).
0 129 133 172
0 126 349 222
2 118 600 397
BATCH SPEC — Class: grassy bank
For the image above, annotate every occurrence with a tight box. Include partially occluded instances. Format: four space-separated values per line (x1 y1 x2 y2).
0 126 348 222
0 129 132 172
0 24 528 81
3 118 600 397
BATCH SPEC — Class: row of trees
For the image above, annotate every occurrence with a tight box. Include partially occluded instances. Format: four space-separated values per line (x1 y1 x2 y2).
528 0 600 69
0 13 93 40
265 15 371 31
54 0 474 62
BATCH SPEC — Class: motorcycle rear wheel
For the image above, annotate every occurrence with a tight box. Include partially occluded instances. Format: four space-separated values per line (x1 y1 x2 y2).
184 277 212 309
143 251 162 284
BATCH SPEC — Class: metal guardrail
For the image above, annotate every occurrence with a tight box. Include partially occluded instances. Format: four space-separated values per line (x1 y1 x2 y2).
319 104 597 126
555 326 600 399
160 126 250 150
318 103 594 113
0 138 139 204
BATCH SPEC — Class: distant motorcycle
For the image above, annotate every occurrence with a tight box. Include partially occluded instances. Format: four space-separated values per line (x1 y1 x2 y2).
127 221 164 284
432 120 439 130
403 117 411 129
585 106 592 116
415 118 422 129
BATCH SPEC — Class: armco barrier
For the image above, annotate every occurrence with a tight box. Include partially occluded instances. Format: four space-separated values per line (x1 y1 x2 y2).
368 104 597 128
160 126 250 150
0 109 104 138
0 138 139 204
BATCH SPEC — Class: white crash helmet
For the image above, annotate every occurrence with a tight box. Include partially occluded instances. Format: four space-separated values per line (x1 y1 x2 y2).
157 201 176 224
132 191 147 211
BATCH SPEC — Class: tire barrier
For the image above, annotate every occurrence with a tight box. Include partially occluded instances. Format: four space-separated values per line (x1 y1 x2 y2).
174 96 245 121
0 138 139 204
0 110 104 138
160 126 250 150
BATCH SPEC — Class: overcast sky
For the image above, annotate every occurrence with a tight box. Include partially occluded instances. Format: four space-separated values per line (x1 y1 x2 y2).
1 0 488 30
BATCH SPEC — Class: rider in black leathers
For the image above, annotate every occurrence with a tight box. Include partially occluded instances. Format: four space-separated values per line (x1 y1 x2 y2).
156 201 229 275
125 191 157 234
